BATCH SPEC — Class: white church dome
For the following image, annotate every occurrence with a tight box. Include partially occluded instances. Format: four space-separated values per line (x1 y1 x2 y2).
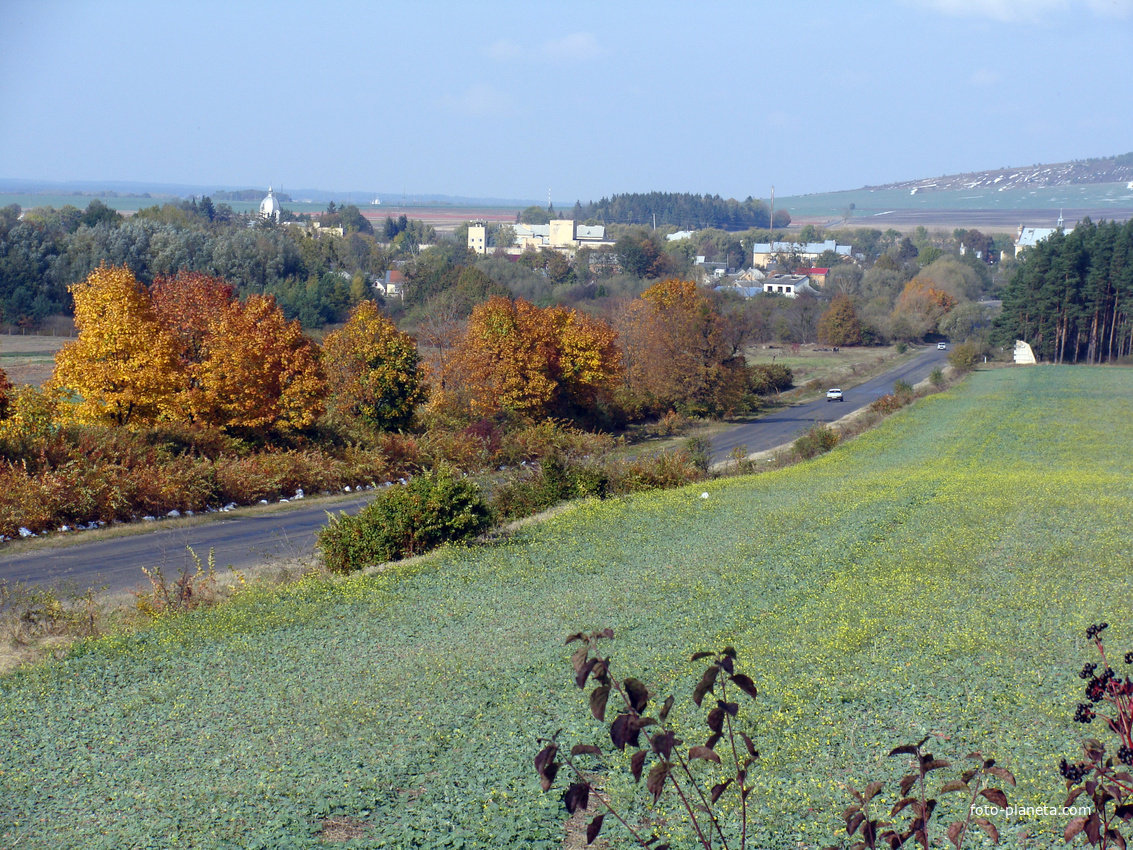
259 186 282 220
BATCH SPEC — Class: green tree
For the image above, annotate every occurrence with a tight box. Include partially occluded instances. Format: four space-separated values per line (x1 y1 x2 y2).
321 300 425 430
518 205 551 225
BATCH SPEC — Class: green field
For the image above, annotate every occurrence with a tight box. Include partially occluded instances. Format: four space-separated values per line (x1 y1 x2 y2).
2 367 1131 848
782 181 1133 219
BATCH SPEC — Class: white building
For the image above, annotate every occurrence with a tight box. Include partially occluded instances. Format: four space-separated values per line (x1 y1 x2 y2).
259 186 282 222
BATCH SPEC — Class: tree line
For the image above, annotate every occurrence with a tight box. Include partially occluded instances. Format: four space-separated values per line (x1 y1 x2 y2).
994 218 1133 363
570 192 791 231
0 199 432 331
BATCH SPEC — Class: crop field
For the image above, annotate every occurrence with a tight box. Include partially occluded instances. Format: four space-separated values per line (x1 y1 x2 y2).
2 367 1132 848
0 334 70 387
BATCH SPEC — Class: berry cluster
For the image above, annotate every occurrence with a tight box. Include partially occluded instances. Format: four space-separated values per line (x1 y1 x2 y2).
1120 746 1133 766
1075 703 1097 724
1087 622 1110 640
1125 651 1133 665
1060 758 1091 783
1080 662 1099 679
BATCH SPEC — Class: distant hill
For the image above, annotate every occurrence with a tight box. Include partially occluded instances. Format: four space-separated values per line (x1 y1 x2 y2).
865 152 1133 195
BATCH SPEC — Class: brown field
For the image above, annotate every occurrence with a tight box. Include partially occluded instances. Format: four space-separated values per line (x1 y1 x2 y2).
360 205 519 233
0 333 71 387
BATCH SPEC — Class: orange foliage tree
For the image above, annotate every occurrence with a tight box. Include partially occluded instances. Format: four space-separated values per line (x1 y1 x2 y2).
191 294 326 436
455 296 620 420
151 271 236 366
50 265 182 426
890 278 958 340
613 279 748 417
817 293 863 346
322 300 425 431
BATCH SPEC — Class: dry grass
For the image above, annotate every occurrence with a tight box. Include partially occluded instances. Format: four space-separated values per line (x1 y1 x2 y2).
317 816 371 842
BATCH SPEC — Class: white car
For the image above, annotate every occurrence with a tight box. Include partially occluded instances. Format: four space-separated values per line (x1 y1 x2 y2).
826 388 844 402
938 342 948 350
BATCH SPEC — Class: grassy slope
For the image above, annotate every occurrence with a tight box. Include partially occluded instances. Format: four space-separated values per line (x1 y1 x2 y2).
2 367 1132 849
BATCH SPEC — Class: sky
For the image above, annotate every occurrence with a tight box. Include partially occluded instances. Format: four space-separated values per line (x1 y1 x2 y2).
2 0 1132 204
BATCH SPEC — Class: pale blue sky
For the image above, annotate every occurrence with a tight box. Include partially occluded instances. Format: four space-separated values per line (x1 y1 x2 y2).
2 0 1131 203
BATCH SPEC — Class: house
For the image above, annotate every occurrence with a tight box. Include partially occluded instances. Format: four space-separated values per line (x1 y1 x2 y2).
375 269 405 299
761 274 819 298
805 267 829 287
751 239 851 268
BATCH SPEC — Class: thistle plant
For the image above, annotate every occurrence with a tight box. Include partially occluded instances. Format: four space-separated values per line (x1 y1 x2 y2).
1060 622 1133 848
535 629 760 849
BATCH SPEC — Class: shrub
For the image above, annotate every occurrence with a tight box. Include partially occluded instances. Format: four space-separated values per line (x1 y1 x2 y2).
318 466 492 573
685 437 711 472
948 342 981 373
605 450 704 494
492 452 611 520
930 367 945 388
792 423 839 460
749 363 794 395
870 393 907 416
895 341 908 354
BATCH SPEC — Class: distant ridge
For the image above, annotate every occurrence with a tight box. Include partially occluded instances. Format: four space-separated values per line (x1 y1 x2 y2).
863 152 1133 195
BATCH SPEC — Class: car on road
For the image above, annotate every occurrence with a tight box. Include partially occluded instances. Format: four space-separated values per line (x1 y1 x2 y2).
826 388 844 402
938 342 948 350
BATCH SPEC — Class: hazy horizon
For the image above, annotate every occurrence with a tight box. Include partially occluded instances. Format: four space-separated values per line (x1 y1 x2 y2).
3 0 1132 204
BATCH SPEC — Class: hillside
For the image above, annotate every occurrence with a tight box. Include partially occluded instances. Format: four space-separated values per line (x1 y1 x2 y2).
3 367 1132 848
865 152 1133 195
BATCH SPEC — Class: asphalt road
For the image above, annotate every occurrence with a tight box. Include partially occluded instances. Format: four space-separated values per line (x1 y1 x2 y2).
1 347 951 596
0 493 375 596
709 344 951 463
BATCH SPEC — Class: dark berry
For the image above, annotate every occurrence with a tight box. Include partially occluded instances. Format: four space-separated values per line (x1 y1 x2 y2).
1081 662 1098 679
1124 652 1133 664
1075 703 1096 723
1120 746 1133 765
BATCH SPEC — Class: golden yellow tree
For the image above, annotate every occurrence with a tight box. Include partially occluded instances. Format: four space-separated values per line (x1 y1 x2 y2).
192 294 326 435
322 300 426 430
456 296 619 420
50 265 182 426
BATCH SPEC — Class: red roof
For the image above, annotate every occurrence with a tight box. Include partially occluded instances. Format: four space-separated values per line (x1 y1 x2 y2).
806 268 830 274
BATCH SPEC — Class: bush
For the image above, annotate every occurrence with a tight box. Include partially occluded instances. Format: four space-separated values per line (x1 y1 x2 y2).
749 363 794 395
791 423 839 460
318 466 492 573
492 452 610 521
948 341 981 373
930 367 945 388
895 341 908 354
685 437 711 472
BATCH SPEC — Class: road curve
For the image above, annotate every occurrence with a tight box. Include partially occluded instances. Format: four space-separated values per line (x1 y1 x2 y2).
3 347 951 596
710 345 951 463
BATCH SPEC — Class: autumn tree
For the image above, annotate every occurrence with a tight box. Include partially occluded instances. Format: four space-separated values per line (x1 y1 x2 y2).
322 300 425 431
150 271 236 366
50 265 182 426
0 366 12 421
817 294 863 346
455 296 619 421
890 277 959 341
192 294 326 436
613 279 749 417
